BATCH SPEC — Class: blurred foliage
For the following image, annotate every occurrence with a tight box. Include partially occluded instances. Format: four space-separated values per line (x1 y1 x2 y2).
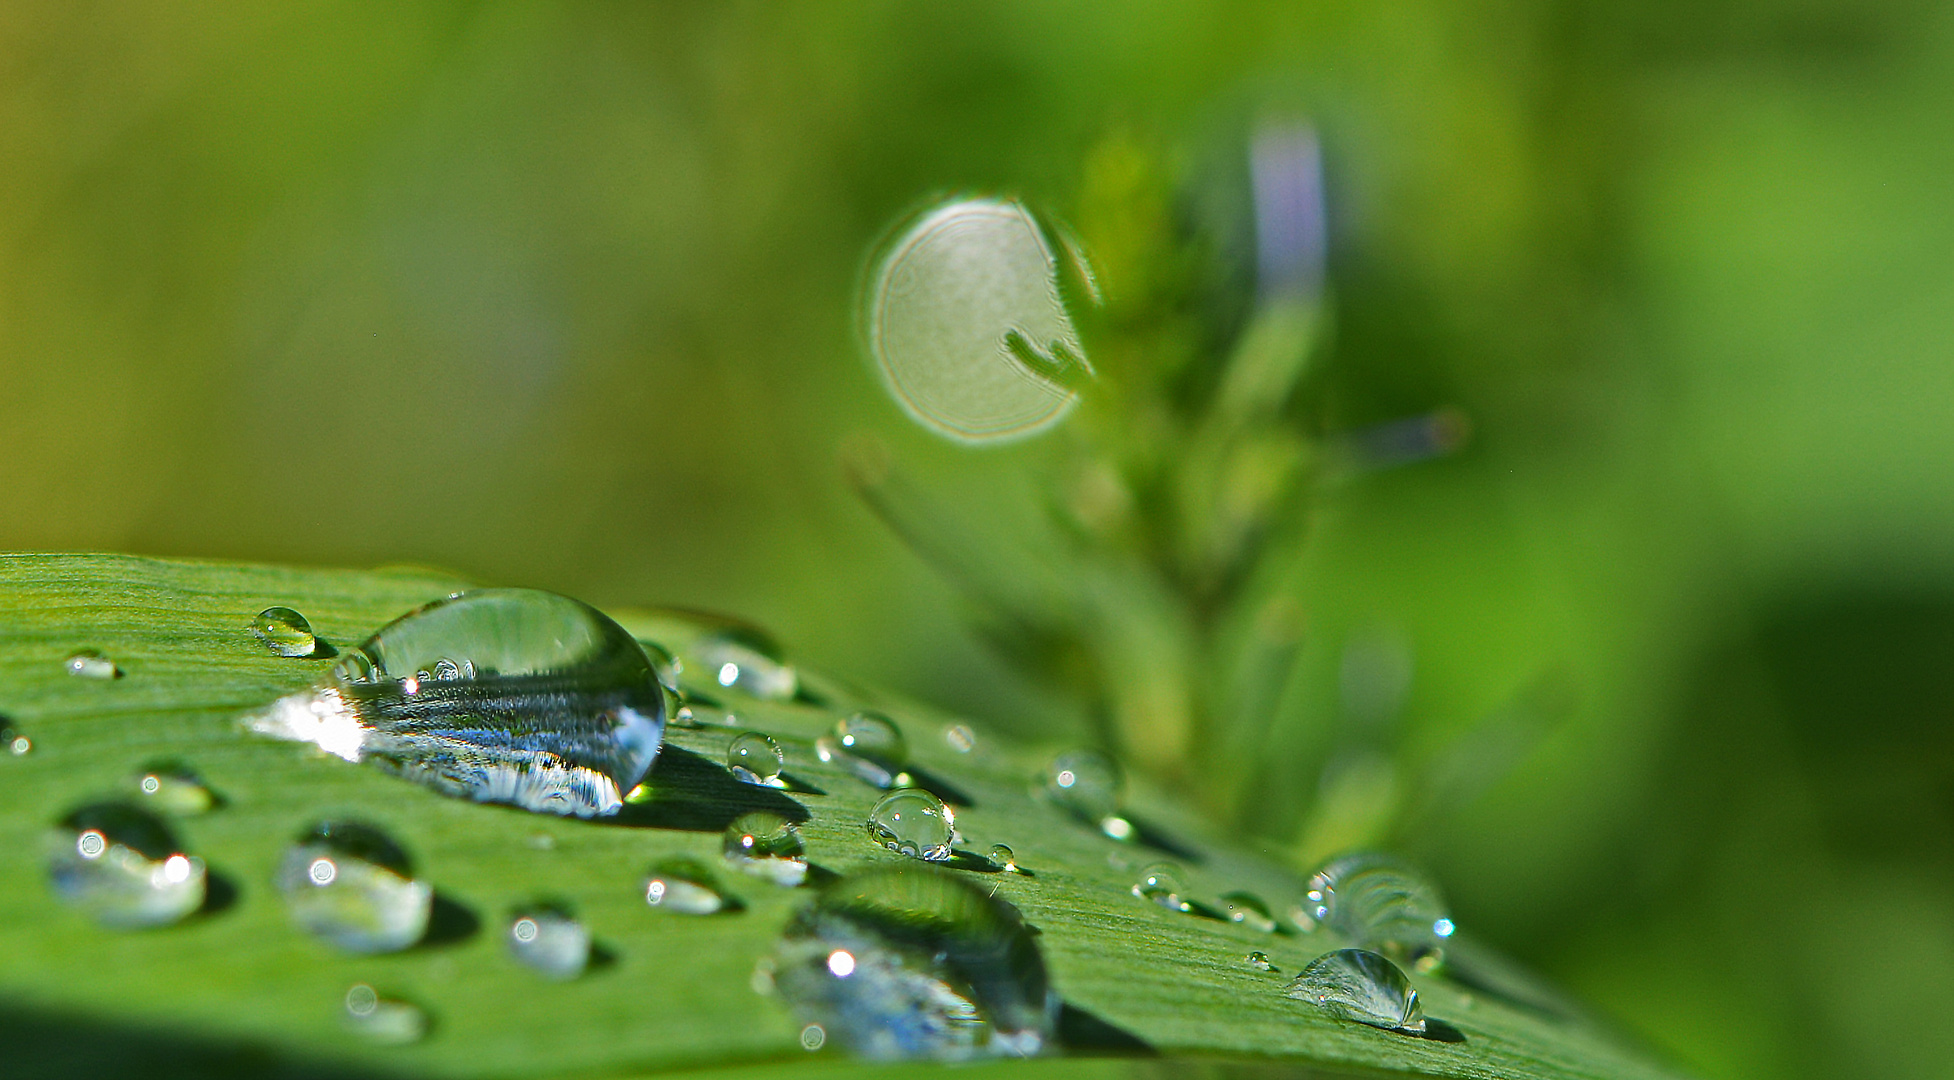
5 3 1954 1079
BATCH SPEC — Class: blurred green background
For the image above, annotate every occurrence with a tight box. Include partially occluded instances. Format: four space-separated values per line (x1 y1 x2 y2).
5 3 1954 1079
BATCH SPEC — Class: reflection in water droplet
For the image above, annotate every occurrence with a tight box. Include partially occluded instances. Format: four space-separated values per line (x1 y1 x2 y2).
342 984 428 1045
65 650 120 680
251 607 320 658
945 724 976 753
865 197 1088 443
728 731 786 786
1246 951 1276 972
2 715 31 756
817 712 909 788
47 801 206 928
1221 891 1279 933
1305 852 1452 963
276 821 431 953
507 907 590 980
865 789 957 862
1043 750 1123 828
646 858 735 915
1133 863 1191 913
988 845 1018 873
723 812 807 886
1286 948 1425 1034
695 633 797 701
771 864 1058 1060
132 761 216 815
245 589 666 818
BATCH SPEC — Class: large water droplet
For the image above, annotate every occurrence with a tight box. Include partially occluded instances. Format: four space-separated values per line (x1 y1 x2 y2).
695 630 797 701
48 801 206 928
1286 948 1426 1034
865 197 1088 443
2 714 31 756
276 821 432 953
65 650 121 680
1133 862 1191 913
865 789 957 862
245 589 666 818
342 984 428 1044
1043 749 1124 831
817 712 909 788
723 811 808 886
251 606 320 658
646 858 737 914
508 906 590 980
1304 852 1452 963
132 760 217 815
770 863 1058 1060
728 731 785 786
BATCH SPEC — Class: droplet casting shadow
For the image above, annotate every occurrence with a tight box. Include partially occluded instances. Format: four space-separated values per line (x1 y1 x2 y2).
943 849 1003 873
1057 1002 1155 1055
1419 1018 1467 1043
196 870 240 919
611 746 810 831
1122 813 1204 864
774 772 826 796
904 764 975 807
418 893 479 948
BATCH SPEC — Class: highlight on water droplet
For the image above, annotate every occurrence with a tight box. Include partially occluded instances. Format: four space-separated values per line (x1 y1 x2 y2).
944 724 976 753
1133 862 1192 913
694 629 797 701
1285 948 1426 1034
646 857 737 915
864 789 956 862
250 606 321 658
1221 890 1280 933
728 731 786 786
342 983 428 1045
769 863 1058 1060
1043 749 1127 837
988 844 1018 873
816 712 909 788
47 801 206 928
864 196 1090 443
507 905 591 980
131 760 218 815
723 811 807 886
1246 951 1277 972
2 714 31 756
1304 852 1453 964
65 649 121 680
244 588 666 818
276 820 431 953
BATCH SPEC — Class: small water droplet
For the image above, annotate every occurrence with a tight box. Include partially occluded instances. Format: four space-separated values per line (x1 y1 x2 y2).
727 731 786 786
1305 852 1452 963
1285 948 1426 1034
1246 951 1276 972
800 1023 827 1051
131 761 217 815
507 906 590 980
1133 862 1192 913
276 821 431 953
694 631 797 701
1221 890 1279 933
770 863 1058 1060
988 844 1018 873
2 715 31 756
645 857 736 914
722 811 807 886
250 606 320 658
944 724 976 753
864 789 957 862
47 801 206 928
674 705 697 726
245 589 666 818
65 650 121 680
342 984 428 1044
865 197 1089 443
816 711 909 789
1043 749 1123 827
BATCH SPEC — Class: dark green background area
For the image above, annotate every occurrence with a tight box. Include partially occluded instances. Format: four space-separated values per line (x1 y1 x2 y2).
4 4 1952 1079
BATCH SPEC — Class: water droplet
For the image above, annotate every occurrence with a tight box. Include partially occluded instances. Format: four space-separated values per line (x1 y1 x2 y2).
770 863 1058 1060
722 811 807 886
507 906 590 980
1133 862 1191 913
65 650 120 680
342 984 428 1044
645 858 735 915
1304 852 1452 963
276 821 431 953
132 761 217 815
1221 890 1279 933
1285 949 1426 1034
47 801 206 928
2 715 31 756
250 606 320 658
1043 749 1122 826
864 789 957 862
865 197 1088 443
800 1023 827 1051
988 844 1018 873
944 724 976 753
694 631 797 701
1246 951 1276 972
245 588 666 818
816 712 909 788
727 731 786 786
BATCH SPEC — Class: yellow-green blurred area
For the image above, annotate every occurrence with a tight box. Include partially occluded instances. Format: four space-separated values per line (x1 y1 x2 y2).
4 3 1953 1079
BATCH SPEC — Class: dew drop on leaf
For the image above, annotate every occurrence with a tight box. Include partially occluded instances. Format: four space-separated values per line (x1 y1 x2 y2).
250 606 320 657
1043 749 1123 826
693 630 797 701
47 801 206 928
276 820 431 953
1133 862 1191 912
944 724 976 753
2 714 31 756
1246 951 1276 972
507 906 590 980
1285 948 1426 1034
817 712 909 788
131 760 217 815
342 983 428 1045
727 731 785 786
864 789 956 862
1221 890 1279 933
1304 852 1453 963
645 857 736 915
723 811 807 886
988 844 1018 873
64 649 120 680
